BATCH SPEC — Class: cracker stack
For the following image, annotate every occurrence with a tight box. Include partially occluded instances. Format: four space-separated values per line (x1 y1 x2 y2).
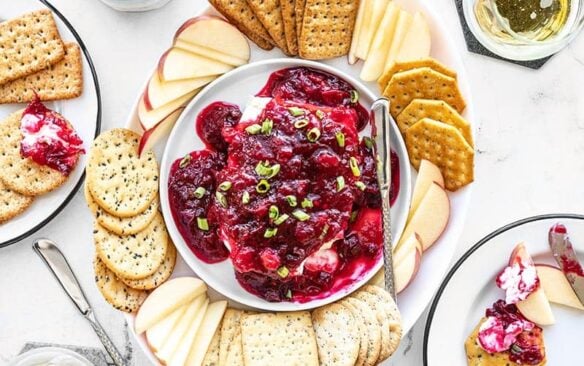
0 10 83 104
85 129 176 312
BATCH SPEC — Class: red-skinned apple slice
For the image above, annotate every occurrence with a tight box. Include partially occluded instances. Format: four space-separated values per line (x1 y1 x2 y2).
139 107 184 156
394 238 422 293
371 234 422 288
408 159 444 222
144 72 213 111
138 89 197 130
174 16 250 63
536 264 584 311
508 242 534 267
158 48 233 82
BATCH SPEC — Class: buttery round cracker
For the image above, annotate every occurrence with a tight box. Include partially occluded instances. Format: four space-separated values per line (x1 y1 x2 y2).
362 285 402 359
94 211 168 280
343 296 381 366
338 299 368 366
405 118 474 191
311 303 360 366
0 178 34 224
84 180 159 236
119 242 176 290
86 128 158 218
0 109 69 196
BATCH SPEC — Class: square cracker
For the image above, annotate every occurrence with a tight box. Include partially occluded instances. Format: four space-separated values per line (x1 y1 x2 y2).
202 329 221 366
246 0 290 54
209 0 275 51
295 0 306 40
241 311 319 366
280 0 298 55
219 308 243 365
298 0 359 60
0 10 65 85
0 42 83 104
378 58 457 92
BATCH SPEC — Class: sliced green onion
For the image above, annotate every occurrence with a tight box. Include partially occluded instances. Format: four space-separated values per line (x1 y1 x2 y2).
277 266 290 278
197 217 209 231
193 187 206 199
355 181 366 191
350 210 358 222
261 118 273 135
245 124 262 135
268 164 280 178
264 227 278 238
288 107 304 116
292 209 310 221
363 136 374 149
255 161 272 176
301 198 313 209
218 181 232 191
242 191 250 204
307 128 321 142
269 205 279 220
319 224 330 240
274 214 289 225
336 176 345 192
179 154 191 168
350 90 359 103
215 191 227 208
335 131 345 148
256 179 271 193
285 195 297 207
294 118 309 129
285 289 292 298
316 110 325 119
349 157 361 177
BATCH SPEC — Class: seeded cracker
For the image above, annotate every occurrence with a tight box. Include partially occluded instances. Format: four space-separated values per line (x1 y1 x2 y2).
0 109 68 196
119 243 176 290
225 322 245 366
241 312 319 366
377 58 457 92
0 10 65 85
202 329 221 366
86 128 158 218
405 118 474 191
312 303 360 366
209 0 275 50
94 256 147 313
342 297 381 366
246 0 290 54
338 298 369 366
0 42 83 104
280 0 298 55
94 211 168 280
362 285 402 359
219 308 243 365
298 0 359 60
0 179 33 224
352 289 393 363
383 67 466 117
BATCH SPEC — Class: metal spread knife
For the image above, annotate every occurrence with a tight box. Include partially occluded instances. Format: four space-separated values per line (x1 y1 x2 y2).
548 223 584 306
371 97 396 300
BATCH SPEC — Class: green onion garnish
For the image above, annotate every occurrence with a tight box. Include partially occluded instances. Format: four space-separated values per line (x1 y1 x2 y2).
277 266 290 278
285 289 292 298
269 205 279 220
285 195 297 207
316 110 325 119
179 154 191 168
264 227 278 238
350 90 359 103
274 214 289 225
294 119 309 129
215 191 227 208
256 179 270 193
336 176 345 191
218 181 232 191
301 198 313 208
288 107 304 116
349 157 361 177
261 118 273 135
193 187 206 199
335 131 345 148
355 181 366 191
319 224 329 240
197 217 209 231
245 124 262 135
307 128 321 142
242 191 250 204
255 161 271 176
350 210 358 222
363 136 374 149
292 209 310 221
268 164 281 178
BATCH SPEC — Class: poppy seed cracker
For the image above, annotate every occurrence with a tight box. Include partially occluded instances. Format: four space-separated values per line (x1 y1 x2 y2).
0 179 33 224
119 243 176 291
312 303 360 366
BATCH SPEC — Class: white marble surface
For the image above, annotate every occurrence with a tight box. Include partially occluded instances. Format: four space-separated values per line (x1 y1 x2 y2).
1 0 583 364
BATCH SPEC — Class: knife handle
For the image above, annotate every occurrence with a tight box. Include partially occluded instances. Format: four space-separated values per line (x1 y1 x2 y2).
381 190 396 299
86 313 127 366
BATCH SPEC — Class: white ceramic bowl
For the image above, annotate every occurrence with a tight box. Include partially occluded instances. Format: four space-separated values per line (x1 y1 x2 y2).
159 58 412 311
8 347 93 366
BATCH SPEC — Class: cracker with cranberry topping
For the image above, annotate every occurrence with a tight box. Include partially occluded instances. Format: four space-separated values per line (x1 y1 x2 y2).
0 179 33 224
377 58 457 93
0 109 67 196
94 211 168 280
311 302 360 366
342 296 381 366
119 242 176 291
86 128 159 218
93 255 148 313
240 311 319 366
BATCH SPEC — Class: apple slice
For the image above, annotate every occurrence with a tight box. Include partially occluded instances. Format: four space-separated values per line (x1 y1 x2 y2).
174 16 250 64
408 159 444 222
139 107 184 156
394 232 422 263
516 287 556 326
185 301 228 366
146 302 189 354
168 298 210 366
158 48 233 82
348 0 368 64
354 0 389 60
138 89 197 130
135 277 207 335
382 10 413 74
400 182 450 251
509 242 534 267
395 12 431 62
536 264 584 311
144 72 213 111
359 2 399 81
394 238 422 293
156 295 207 364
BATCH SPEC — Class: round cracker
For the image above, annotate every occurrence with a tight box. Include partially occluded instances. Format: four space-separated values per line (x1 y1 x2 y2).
94 211 168 280
94 255 147 313
119 242 176 290
0 178 34 223
352 289 393 363
343 296 381 366
339 298 369 366
0 109 68 195
86 128 158 218
361 285 402 361
311 303 360 366
84 180 159 236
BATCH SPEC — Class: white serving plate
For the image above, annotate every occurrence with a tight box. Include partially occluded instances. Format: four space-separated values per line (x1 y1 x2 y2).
0 0 101 247
424 214 584 364
124 0 475 363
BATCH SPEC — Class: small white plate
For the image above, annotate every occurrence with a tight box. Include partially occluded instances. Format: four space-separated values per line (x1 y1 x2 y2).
424 214 584 365
0 0 101 247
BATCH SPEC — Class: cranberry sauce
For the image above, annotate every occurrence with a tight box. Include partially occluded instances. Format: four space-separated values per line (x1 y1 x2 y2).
20 98 84 175
196 101 241 152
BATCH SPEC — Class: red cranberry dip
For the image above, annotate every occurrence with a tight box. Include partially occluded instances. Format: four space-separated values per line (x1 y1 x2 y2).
20 98 84 175
168 67 400 302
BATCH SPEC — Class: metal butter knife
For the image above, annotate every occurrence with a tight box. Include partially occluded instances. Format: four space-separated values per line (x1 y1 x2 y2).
371 97 396 300
548 223 584 306
33 239 127 366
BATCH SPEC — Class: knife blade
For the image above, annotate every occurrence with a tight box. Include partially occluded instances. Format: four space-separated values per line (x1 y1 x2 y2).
370 97 396 300
548 223 584 306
